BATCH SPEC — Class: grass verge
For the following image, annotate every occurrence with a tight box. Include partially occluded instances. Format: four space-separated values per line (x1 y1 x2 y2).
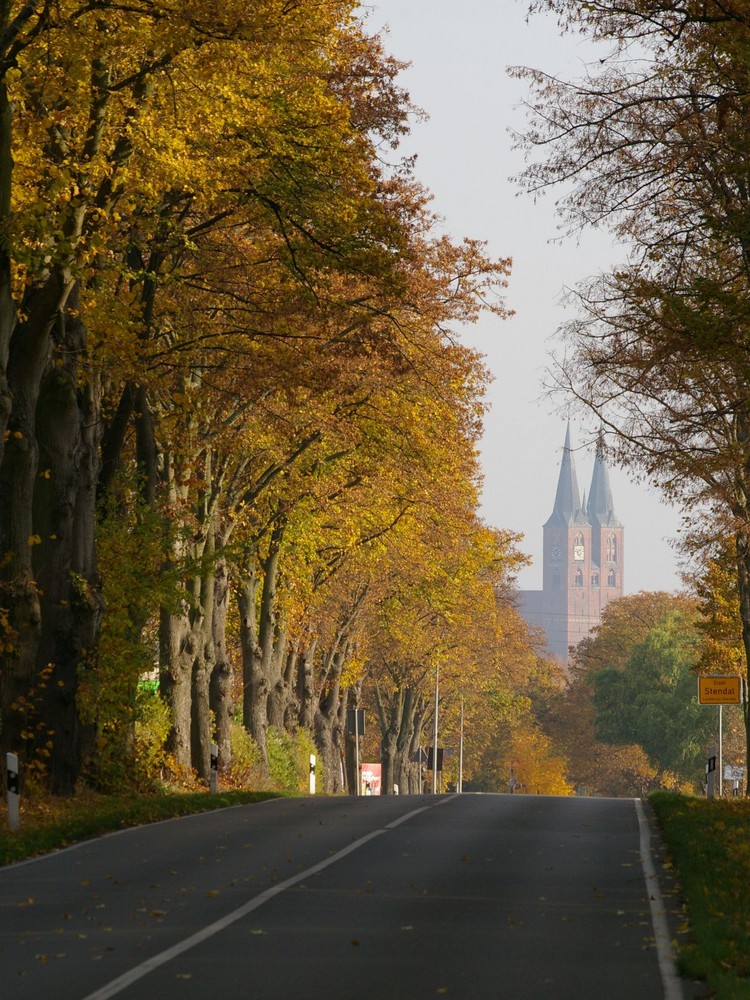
650 791 750 1000
0 789 285 867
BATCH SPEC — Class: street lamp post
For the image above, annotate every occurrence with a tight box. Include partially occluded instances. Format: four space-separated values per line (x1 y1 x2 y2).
432 662 439 795
458 695 464 794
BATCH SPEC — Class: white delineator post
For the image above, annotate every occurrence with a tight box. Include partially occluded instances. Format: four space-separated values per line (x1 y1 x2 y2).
309 754 316 795
6 752 20 832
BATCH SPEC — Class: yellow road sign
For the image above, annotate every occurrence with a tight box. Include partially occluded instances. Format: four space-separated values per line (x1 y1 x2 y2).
698 676 743 705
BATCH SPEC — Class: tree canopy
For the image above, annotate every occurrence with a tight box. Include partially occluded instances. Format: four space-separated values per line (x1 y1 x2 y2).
0 0 550 800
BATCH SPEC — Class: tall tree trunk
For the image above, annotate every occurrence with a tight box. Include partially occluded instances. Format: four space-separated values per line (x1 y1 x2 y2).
735 529 750 795
394 688 418 796
191 528 215 782
296 638 318 731
314 646 347 793
209 551 232 771
34 307 103 793
375 685 404 796
407 699 427 793
0 278 102 794
238 520 286 769
239 566 269 771
159 604 195 771
0 81 14 449
267 623 290 730
0 273 69 776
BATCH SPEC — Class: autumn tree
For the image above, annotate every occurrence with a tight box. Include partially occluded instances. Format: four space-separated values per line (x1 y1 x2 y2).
460 596 571 796
0 0 512 794
0 0 377 791
547 592 716 793
517 0 750 788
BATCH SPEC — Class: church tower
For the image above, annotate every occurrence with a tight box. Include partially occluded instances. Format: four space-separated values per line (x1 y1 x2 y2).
536 426 624 661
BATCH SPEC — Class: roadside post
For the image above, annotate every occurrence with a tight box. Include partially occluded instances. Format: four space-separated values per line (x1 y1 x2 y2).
309 754 316 795
698 676 743 798
706 748 717 800
210 742 218 794
346 708 365 795
6 752 20 832
432 661 439 794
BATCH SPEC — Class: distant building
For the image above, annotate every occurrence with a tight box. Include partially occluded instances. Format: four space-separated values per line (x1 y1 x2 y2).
518 426 624 662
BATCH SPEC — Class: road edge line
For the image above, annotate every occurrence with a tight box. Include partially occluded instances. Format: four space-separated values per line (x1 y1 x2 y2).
635 797 684 1000
80 797 451 1000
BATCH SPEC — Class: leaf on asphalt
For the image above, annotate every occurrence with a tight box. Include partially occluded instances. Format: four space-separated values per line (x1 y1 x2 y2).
401 925 414 931
206 890 219 897
176 974 192 980
151 910 168 918
250 929 267 935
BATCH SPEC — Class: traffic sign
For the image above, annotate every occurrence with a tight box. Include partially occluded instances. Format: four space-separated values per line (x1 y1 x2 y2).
698 676 742 705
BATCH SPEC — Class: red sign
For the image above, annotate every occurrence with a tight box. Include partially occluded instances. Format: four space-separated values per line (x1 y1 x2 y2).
361 763 381 795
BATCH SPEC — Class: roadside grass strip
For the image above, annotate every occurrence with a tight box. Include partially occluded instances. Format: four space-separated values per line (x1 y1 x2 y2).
0 790 284 866
650 792 750 1000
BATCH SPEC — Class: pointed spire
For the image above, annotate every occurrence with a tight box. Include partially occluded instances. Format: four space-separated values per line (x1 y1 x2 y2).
587 433 621 527
545 423 587 526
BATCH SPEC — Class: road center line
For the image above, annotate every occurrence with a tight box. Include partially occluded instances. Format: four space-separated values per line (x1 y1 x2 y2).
635 798 684 1000
81 797 454 1000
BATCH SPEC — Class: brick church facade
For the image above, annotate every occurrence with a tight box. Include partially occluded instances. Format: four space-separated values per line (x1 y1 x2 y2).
518 426 624 662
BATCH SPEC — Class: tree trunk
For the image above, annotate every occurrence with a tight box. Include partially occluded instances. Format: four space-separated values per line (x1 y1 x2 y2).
190 491 216 782
239 567 269 771
267 623 290 730
159 604 195 771
0 272 70 776
296 638 318 731
209 552 232 771
314 647 347 793
407 699 427 793
0 279 103 794
0 80 14 449
34 316 103 793
375 685 403 796
735 529 750 795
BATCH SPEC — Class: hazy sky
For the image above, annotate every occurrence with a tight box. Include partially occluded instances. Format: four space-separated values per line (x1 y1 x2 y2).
365 0 683 595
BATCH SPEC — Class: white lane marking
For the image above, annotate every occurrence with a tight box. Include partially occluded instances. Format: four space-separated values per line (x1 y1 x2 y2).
81 797 454 1000
635 798 684 1000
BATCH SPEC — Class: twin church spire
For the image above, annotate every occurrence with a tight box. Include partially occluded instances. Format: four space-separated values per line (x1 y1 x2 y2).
517 423 625 662
546 424 620 529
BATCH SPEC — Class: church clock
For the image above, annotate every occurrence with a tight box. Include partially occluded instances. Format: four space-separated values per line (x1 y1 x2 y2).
573 544 585 561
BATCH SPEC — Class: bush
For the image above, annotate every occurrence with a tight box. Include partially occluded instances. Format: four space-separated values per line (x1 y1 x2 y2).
225 723 265 788
266 726 322 792
267 726 298 790
133 689 176 791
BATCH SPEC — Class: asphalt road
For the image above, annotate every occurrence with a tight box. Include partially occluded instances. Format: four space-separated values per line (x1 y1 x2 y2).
0 794 682 999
